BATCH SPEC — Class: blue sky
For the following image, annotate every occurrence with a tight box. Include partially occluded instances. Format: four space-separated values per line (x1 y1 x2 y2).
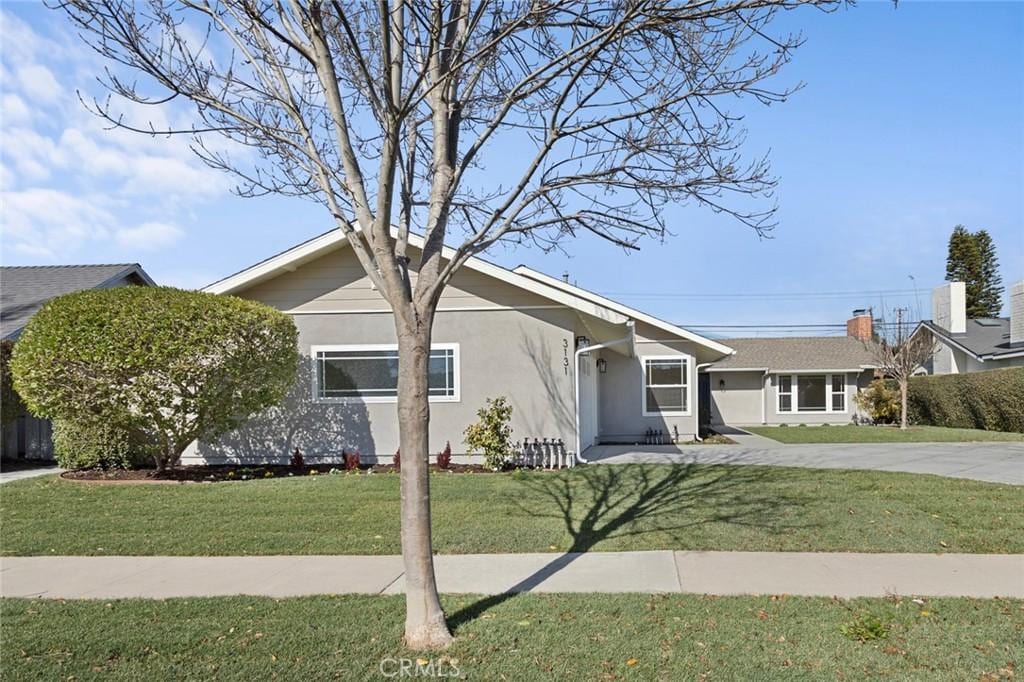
2 2 1021 334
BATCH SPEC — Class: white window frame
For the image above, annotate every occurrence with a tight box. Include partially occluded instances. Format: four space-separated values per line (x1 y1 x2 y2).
776 373 848 414
641 355 691 417
830 374 846 412
311 343 460 404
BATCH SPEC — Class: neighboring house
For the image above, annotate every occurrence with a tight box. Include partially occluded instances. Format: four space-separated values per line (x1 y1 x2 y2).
918 281 1024 374
183 228 736 465
0 264 156 460
705 312 878 427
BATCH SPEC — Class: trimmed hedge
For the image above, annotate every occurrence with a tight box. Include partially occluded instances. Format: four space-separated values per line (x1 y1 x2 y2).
52 419 152 471
907 368 1024 433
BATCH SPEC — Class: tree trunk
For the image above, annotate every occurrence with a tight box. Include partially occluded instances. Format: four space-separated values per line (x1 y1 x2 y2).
899 378 909 430
395 318 453 649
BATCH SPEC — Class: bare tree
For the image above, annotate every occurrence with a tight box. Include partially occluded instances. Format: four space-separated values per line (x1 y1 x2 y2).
869 308 937 429
56 0 836 648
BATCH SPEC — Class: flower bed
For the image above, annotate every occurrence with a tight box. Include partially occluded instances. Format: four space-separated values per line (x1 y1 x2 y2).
60 462 497 484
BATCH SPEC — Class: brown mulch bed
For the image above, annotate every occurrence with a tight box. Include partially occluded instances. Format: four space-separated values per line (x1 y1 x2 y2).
60 462 498 484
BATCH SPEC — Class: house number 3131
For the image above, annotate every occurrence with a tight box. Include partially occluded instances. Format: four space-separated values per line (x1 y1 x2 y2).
563 338 570 375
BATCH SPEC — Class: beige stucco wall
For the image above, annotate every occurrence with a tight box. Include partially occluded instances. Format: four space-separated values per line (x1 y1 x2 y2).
597 326 705 443
186 244 633 463
708 371 764 425
708 369 873 426
239 247 557 313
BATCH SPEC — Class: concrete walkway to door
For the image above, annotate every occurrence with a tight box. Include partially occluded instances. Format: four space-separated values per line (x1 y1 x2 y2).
584 440 1024 485
2 551 1021 600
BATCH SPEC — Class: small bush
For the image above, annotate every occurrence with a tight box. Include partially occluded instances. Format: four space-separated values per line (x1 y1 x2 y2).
290 448 304 468
344 451 360 470
840 613 890 642
907 368 1024 432
393 448 400 472
854 379 901 424
464 396 514 470
437 441 452 469
52 419 151 470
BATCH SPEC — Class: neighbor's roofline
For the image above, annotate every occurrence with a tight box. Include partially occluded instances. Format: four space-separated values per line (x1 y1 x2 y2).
202 227 732 353
915 320 1024 361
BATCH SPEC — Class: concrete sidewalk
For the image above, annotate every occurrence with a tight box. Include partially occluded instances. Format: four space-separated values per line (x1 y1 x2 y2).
3 551 1021 600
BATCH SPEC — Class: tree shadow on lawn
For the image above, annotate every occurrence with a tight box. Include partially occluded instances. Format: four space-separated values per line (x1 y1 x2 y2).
447 461 812 632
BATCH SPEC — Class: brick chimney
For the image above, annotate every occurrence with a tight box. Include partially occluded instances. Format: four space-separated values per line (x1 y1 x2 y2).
932 282 966 334
846 309 873 341
1011 280 1024 347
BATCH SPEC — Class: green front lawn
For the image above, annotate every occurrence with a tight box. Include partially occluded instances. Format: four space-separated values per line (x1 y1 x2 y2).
3 464 1021 555
746 424 1024 444
2 594 1020 679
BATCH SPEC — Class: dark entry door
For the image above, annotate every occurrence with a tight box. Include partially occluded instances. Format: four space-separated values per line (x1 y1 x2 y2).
698 373 711 432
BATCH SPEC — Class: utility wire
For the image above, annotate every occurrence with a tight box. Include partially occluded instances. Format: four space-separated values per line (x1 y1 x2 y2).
598 288 921 300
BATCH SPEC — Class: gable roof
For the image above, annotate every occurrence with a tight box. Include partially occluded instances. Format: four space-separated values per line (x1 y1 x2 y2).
1 264 155 340
708 336 878 372
920 318 1024 361
204 228 733 355
512 266 734 356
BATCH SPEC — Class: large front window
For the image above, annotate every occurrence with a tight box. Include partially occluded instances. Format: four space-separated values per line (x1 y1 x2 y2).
312 344 459 402
642 357 689 415
777 373 846 413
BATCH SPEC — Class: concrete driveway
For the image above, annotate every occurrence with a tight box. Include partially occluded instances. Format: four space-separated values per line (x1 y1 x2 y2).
584 435 1024 485
0 465 62 485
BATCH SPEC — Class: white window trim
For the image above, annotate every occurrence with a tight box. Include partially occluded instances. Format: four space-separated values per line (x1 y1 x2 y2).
641 354 692 417
310 343 461 404
775 372 848 414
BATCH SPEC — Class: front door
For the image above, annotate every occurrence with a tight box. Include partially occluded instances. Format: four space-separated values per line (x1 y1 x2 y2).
698 373 712 434
578 354 599 452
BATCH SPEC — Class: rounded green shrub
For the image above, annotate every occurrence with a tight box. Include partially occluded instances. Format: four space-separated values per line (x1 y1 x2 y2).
11 286 299 470
464 396 514 470
854 379 901 424
52 419 152 470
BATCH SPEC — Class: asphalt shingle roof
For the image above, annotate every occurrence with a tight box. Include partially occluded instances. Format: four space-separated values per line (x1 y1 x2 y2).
0 264 152 340
709 336 878 371
921 318 1018 359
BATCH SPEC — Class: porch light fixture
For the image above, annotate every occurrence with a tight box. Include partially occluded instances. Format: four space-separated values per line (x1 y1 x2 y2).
575 335 590 349
719 379 726 389
597 358 607 373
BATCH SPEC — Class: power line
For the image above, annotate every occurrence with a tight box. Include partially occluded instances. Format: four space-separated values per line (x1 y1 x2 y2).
597 288 921 300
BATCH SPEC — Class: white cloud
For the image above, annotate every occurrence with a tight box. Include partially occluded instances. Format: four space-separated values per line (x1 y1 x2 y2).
1 188 114 258
0 9 239 261
15 63 61 104
115 221 184 251
2 93 31 125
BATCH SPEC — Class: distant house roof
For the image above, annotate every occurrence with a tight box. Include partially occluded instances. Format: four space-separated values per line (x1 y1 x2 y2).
708 336 878 372
0 264 155 340
919 318 1024 361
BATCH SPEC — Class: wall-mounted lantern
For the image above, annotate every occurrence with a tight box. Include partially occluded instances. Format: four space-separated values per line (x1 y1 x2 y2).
719 378 726 389
597 358 608 373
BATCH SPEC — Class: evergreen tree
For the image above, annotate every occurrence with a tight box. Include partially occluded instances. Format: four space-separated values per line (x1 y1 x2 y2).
945 225 1002 318
974 230 1004 317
